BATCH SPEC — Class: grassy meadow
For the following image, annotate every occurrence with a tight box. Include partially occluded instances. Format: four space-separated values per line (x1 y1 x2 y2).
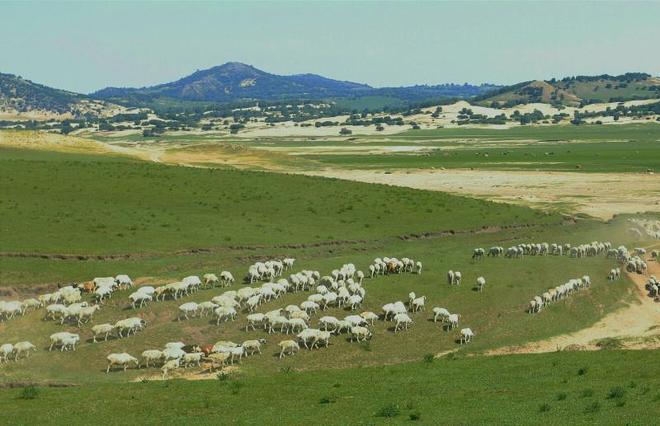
0 135 657 424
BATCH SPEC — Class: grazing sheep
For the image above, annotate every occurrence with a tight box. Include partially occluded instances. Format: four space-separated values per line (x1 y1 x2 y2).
432 307 450 323
198 301 219 317
49 332 80 351
214 306 237 325
453 271 462 286
360 311 379 326
447 314 460 330
415 261 423 274
182 352 204 368
220 271 235 286
21 298 42 313
203 273 219 288
459 328 475 344
178 302 199 320
411 296 426 312
0 343 14 362
476 276 486 292
350 326 372 342
161 359 180 379
129 292 152 309
242 339 266 355
319 316 340 332
92 324 115 342
13 341 36 359
114 317 146 338
207 352 231 371
394 313 413 332
472 248 485 260
141 350 164 368
106 353 138 373
278 340 300 358
245 313 266 331
447 270 454 285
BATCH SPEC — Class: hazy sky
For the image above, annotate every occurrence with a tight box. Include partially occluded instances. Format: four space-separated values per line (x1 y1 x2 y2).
2 1 659 93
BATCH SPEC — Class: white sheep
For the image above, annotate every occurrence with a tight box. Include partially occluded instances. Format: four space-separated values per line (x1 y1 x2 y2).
49 332 80 351
415 261 423 274
161 358 180 379
242 339 266 355
360 311 379 326
460 328 475 344
476 276 486 292
245 313 266 331
182 352 204 368
13 341 36 359
178 302 199 320
319 316 340 332
114 317 146 338
350 326 372 342
432 307 450 323
106 353 138 373
447 313 460 329
411 296 426 312
394 313 413 332
92 323 115 342
214 306 237 324
141 350 164 368
278 340 299 358
129 292 152 309
0 343 14 362
203 273 219 287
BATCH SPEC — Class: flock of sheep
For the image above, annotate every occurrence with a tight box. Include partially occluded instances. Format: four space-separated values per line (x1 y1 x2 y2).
1 233 656 377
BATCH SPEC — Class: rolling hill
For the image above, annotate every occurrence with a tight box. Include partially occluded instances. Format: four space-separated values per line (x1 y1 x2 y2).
0 72 120 120
475 73 660 107
91 62 499 109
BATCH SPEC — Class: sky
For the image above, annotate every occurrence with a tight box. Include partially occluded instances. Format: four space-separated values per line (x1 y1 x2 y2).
1 1 659 94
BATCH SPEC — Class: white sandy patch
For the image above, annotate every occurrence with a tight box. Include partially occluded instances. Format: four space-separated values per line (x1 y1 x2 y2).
303 168 660 220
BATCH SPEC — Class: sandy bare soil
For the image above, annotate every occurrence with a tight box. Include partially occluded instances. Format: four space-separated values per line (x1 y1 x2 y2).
304 169 660 220
486 259 660 355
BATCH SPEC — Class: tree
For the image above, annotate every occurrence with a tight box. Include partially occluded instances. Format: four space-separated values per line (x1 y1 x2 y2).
339 128 352 135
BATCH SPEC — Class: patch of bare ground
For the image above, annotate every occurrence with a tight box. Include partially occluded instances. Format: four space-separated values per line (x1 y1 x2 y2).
303 169 660 220
485 256 660 355
132 365 240 382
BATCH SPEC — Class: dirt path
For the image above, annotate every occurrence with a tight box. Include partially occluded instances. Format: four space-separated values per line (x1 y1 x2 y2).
486 259 660 355
304 169 660 220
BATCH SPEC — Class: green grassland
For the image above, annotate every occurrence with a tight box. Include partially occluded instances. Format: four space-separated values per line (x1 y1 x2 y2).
2 350 658 425
0 142 657 424
301 124 660 172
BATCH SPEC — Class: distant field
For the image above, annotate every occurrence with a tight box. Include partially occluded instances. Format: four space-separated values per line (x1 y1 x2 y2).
302 124 660 172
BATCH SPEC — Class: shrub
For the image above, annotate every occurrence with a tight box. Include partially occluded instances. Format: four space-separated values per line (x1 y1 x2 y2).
556 392 567 401
607 386 625 399
409 412 421 421
423 353 434 363
18 386 39 400
539 403 551 412
376 403 400 418
577 367 588 376
584 402 600 413
319 395 336 404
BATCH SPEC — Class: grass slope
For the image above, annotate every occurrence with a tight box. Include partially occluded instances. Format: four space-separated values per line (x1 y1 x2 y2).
0 147 557 255
1 350 658 425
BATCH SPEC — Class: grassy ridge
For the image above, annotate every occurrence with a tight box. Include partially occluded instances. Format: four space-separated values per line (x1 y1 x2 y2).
0 147 557 254
2 350 658 425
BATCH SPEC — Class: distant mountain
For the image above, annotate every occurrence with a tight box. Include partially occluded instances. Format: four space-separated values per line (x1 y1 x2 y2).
91 62 499 108
475 73 660 107
0 72 119 119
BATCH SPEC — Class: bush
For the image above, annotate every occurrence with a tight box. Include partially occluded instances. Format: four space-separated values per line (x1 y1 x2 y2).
584 402 600 413
423 353 434 363
18 386 39 400
376 403 400 418
539 403 551 412
607 386 625 399
595 338 622 350
409 412 421 421
577 367 588 376
319 395 337 404
556 392 567 401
